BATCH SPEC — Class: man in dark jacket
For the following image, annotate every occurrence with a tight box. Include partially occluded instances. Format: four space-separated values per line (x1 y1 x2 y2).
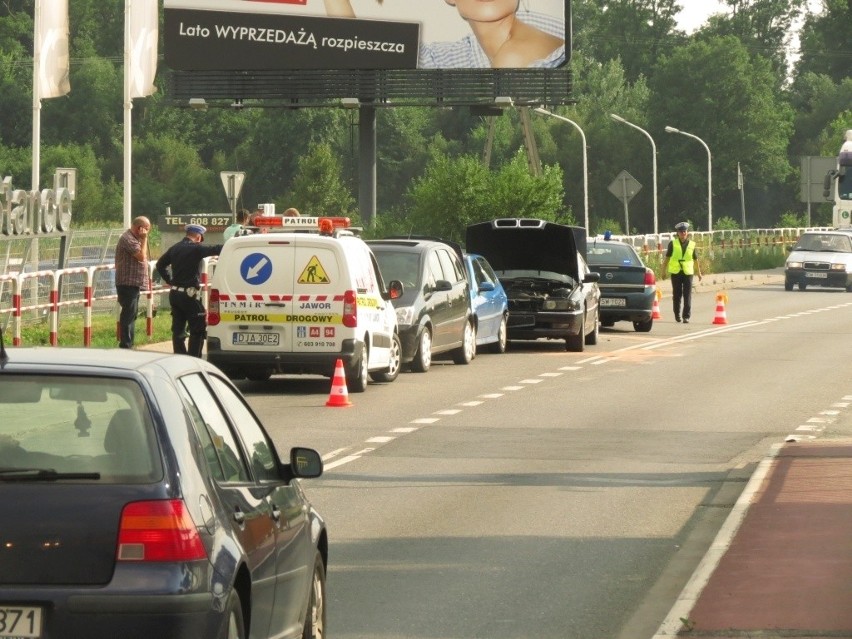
155 224 223 357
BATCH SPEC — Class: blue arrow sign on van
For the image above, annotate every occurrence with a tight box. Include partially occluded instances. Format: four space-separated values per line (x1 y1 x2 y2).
240 253 273 285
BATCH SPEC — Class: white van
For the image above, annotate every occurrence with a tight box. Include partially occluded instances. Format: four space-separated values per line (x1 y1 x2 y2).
206 216 403 392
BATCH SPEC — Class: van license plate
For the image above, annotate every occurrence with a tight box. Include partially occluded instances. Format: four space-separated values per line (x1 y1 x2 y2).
600 298 626 307
0 605 43 638
233 332 280 346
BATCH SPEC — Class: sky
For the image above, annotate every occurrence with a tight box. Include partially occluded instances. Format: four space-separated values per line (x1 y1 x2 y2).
675 2 727 33
675 0 824 34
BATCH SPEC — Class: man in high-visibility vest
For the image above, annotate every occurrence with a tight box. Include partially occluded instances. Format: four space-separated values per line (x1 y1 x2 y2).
661 221 703 323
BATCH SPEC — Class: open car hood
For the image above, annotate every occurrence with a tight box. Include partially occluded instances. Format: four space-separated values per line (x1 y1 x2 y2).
465 219 585 280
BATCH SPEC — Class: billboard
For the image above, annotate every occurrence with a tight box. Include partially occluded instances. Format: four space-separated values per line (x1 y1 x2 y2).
164 0 567 71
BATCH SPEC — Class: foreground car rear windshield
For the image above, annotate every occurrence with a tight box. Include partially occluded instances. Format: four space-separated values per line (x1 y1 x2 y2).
0 375 161 483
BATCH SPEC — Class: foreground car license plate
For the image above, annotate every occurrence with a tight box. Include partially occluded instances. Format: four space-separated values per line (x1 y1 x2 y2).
0 606 43 638
805 272 828 278
600 298 627 307
233 332 280 346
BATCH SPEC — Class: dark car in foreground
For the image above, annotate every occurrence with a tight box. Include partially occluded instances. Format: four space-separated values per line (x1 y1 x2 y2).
463 252 509 353
0 343 326 639
587 238 656 332
784 230 852 291
368 238 475 372
466 219 600 352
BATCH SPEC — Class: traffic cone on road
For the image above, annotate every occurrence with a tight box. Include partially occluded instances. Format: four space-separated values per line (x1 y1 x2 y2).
326 358 353 407
652 288 662 320
712 292 729 325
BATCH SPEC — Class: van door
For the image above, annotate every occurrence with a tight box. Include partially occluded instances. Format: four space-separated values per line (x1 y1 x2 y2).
291 238 347 356
215 240 299 354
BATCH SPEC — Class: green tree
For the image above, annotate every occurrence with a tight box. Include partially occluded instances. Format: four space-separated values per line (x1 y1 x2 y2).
572 0 683 83
796 0 852 84
649 36 794 228
701 0 807 77
286 142 355 219
404 151 565 243
132 134 221 216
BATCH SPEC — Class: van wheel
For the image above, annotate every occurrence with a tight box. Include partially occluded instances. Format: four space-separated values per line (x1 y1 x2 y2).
347 350 369 393
411 328 432 373
246 369 272 382
370 333 401 383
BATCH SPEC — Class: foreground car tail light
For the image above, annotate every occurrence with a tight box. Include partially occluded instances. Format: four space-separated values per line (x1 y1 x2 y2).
343 289 357 328
117 500 208 562
644 268 656 286
208 288 221 326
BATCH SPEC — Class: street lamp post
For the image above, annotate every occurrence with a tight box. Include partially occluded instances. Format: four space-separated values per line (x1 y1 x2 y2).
534 107 589 235
610 114 658 236
665 126 712 232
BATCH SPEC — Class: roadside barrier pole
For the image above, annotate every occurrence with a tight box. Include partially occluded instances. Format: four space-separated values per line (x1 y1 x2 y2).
84 267 94 346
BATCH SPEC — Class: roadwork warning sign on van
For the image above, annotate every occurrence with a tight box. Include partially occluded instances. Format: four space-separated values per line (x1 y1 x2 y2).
298 256 330 284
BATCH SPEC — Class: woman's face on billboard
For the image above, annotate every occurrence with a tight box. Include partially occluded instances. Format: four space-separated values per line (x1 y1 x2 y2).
444 0 520 23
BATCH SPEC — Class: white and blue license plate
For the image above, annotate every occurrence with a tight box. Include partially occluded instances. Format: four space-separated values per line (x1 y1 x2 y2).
0 605 43 639
805 272 828 278
600 298 627 307
233 332 280 346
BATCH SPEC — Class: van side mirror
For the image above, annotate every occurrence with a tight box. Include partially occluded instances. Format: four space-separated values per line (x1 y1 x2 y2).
386 280 404 300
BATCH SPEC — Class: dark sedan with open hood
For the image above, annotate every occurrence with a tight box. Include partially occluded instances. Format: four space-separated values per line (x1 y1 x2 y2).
465 219 600 352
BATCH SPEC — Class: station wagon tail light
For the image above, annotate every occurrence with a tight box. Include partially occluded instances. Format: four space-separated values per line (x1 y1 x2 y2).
343 289 358 327
644 268 656 286
208 289 221 326
117 500 208 562
254 215 351 231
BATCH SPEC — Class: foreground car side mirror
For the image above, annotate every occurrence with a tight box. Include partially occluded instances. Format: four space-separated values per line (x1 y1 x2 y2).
583 272 601 283
282 447 323 483
478 281 495 292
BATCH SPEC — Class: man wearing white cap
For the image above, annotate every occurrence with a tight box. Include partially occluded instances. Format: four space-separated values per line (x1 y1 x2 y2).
155 224 224 357
662 221 703 323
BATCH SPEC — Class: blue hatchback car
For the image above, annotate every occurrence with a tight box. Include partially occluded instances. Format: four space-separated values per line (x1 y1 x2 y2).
463 253 509 353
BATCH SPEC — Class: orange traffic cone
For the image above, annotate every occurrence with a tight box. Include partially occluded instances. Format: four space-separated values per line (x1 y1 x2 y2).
326 358 352 407
652 288 662 320
712 292 728 325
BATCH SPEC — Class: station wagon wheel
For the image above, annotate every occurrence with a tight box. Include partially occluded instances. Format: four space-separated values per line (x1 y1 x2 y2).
633 317 653 332
411 327 432 372
221 589 245 639
347 348 369 393
453 320 476 364
302 552 326 639
489 314 508 354
370 333 402 383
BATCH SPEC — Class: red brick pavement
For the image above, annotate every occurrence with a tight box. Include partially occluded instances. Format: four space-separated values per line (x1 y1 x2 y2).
680 441 852 637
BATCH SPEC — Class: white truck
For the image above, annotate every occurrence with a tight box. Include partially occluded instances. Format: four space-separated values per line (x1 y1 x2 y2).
826 129 852 229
